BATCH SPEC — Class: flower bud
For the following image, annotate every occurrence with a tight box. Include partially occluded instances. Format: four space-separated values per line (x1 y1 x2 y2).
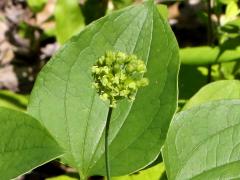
128 81 137 90
92 66 100 74
100 93 109 101
137 78 149 87
92 51 149 108
113 64 120 73
137 63 147 73
126 64 135 73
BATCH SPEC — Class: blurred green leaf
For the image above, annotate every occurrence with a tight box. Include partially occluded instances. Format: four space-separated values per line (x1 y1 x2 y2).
221 18 240 33
219 36 240 52
157 5 168 20
47 175 78 180
226 1 240 18
218 0 238 5
209 61 240 80
183 80 240 110
0 90 28 111
112 163 165 180
55 0 84 44
112 0 134 9
27 0 47 12
179 65 207 100
180 46 240 65
0 107 63 179
81 0 108 24
163 100 240 180
28 1 179 178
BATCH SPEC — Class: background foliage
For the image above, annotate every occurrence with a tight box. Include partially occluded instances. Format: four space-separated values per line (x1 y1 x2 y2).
0 0 239 179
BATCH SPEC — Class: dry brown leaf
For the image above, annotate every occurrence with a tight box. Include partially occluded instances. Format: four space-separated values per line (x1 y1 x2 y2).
0 65 18 91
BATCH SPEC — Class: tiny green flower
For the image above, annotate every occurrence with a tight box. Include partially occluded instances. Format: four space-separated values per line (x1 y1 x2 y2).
92 51 149 108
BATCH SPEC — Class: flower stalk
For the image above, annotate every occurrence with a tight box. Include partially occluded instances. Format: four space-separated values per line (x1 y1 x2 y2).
92 51 149 179
105 105 113 180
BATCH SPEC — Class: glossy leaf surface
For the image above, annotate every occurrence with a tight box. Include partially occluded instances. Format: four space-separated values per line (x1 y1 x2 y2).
28 1 179 178
0 107 63 180
163 100 240 180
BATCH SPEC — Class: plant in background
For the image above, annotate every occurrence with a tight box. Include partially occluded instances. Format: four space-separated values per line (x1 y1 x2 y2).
179 0 240 104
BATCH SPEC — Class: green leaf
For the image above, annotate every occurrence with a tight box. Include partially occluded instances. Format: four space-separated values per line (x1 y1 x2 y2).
226 1 240 18
178 65 207 100
27 0 47 12
54 0 84 44
0 90 28 111
183 80 240 110
28 1 179 178
180 46 240 65
0 107 63 180
112 0 134 9
157 5 168 20
81 0 108 24
47 175 78 180
112 163 165 180
218 0 238 5
163 100 240 180
221 18 240 33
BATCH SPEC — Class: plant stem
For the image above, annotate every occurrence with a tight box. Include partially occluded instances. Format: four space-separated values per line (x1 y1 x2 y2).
105 106 113 180
207 0 213 83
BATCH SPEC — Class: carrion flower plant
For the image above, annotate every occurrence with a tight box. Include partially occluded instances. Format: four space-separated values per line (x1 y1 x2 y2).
1 0 240 180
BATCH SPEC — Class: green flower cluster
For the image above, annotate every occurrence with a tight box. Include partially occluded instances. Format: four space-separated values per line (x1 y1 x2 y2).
92 51 149 108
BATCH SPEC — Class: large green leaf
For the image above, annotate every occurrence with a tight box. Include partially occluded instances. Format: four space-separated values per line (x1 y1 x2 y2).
157 5 168 20
0 107 63 180
183 80 240 110
55 0 84 44
28 1 179 178
180 46 240 65
163 100 240 180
